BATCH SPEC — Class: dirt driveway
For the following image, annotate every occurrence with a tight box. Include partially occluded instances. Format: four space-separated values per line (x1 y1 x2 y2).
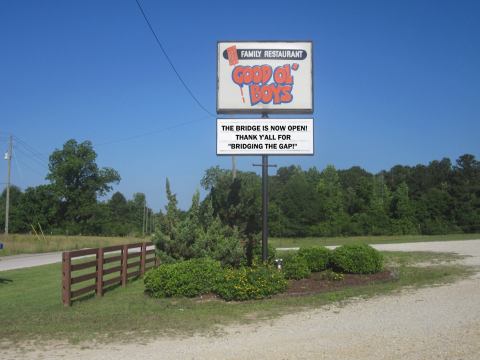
5 240 480 360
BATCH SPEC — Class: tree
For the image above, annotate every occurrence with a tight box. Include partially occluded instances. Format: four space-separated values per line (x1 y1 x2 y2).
0 185 25 233
338 166 373 216
201 166 261 236
47 139 120 234
17 185 59 233
315 165 348 236
390 182 417 234
106 191 130 236
450 154 480 232
273 168 320 236
153 185 244 266
363 175 391 235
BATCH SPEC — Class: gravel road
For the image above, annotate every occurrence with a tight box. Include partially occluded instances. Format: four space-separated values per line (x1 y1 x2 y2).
4 240 480 359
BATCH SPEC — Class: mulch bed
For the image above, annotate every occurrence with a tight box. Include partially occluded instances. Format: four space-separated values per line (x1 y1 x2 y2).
281 269 396 297
194 270 396 302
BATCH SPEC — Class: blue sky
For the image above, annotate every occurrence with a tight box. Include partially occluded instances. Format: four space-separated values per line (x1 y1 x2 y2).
1 0 479 210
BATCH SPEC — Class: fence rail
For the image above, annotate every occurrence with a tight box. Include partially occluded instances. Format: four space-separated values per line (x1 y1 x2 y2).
62 242 158 307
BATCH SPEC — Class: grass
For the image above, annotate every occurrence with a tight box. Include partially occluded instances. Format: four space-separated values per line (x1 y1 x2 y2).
0 251 474 345
0 234 148 256
271 233 480 248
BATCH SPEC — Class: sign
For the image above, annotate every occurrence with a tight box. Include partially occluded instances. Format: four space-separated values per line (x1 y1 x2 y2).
217 41 313 114
217 118 314 155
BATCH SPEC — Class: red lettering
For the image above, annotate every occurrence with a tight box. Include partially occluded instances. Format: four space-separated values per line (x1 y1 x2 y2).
262 85 273 103
249 84 262 105
270 85 282 104
280 85 293 103
232 66 244 86
261 65 272 84
243 68 253 84
274 65 293 84
232 65 273 86
252 66 262 84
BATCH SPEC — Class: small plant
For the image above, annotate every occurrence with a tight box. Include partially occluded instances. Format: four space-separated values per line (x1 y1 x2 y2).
215 265 287 301
282 254 311 280
144 258 223 298
319 269 344 281
330 243 383 274
297 247 331 272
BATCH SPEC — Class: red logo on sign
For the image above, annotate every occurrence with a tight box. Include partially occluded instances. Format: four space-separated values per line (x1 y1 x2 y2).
226 45 239 66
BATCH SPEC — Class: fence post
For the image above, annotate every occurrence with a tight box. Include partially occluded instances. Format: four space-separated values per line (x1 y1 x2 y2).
62 252 71 307
96 247 104 297
121 244 128 287
140 243 146 276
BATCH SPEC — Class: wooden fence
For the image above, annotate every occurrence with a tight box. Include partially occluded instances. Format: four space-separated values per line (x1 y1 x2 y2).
62 242 158 307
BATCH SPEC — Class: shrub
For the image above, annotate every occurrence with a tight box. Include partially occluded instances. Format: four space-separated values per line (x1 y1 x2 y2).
319 269 344 281
253 242 276 265
330 244 383 274
215 265 287 301
144 258 223 298
297 247 331 272
282 254 311 280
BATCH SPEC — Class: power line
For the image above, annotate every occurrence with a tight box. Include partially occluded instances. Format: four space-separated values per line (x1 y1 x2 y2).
15 152 48 178
12 135 49 163
13 143 49 170
95 115 210 146
133 0 216 118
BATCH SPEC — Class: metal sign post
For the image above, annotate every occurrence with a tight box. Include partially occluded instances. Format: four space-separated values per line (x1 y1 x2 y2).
252 114 277 262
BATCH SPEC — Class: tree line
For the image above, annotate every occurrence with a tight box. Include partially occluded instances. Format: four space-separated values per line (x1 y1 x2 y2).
0 139 153 236
197 154 480 237
1 138 479 237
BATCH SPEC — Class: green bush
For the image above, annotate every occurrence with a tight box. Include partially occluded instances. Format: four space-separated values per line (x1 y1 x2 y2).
250 240 277 265
215 265 287 301
319 269 345 281
282 255 311 279
144 258 223 298
330 244 383 274
297 247 331 272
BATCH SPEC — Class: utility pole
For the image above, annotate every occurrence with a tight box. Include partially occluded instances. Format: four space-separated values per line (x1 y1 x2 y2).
145 207 150 235
4 135 12 235
152 211 155 233
142 201 146 236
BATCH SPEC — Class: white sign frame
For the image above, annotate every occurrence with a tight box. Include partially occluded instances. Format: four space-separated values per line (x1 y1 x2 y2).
217 41 313 114
217 118 314 156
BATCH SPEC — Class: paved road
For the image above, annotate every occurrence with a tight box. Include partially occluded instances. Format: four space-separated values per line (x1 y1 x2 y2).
3 240 480 359
0 251 64 271
0 246 155 271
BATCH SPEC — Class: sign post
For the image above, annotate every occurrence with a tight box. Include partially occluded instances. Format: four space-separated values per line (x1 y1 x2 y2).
216 41 314 262
252 114 279 263
261 153 269 262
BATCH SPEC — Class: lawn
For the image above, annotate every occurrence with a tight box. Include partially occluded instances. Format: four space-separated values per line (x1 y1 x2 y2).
270 233 480 248
0 251 473 345
0 234 148 256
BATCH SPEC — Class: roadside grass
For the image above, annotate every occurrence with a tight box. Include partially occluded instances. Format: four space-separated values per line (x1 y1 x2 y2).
0 251 474 346
0 234 148 256
271 233 480 248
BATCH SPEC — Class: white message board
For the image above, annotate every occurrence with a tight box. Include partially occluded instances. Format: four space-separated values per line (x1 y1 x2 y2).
217 118 314 156
217 41 313 114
